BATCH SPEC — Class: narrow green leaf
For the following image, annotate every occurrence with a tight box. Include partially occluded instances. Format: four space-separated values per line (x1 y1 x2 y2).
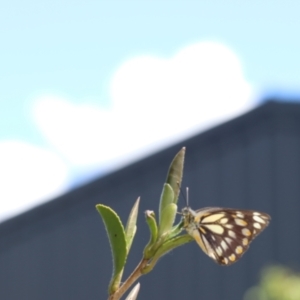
159 183 174 226
168 220 184 239
165 147 185 204
158 203 177 238
155 234 194 259
125 282 140 300
125 197 140 253
142 234 194 274
143 210 158 259
96 204 127 293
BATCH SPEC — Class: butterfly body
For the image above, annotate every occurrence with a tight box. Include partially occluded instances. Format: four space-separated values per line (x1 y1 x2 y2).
182 206 270 265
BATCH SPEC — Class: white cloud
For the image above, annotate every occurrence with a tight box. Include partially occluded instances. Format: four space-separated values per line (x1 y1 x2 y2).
32 41 255 172
0 41 256 223
0 140 69 222
33 97 113 166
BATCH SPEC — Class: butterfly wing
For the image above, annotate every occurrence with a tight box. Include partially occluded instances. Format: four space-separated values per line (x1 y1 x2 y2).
184 207 270 265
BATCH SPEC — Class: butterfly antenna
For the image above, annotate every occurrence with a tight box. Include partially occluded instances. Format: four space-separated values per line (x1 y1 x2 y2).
177 181 190 208
186 187 189 207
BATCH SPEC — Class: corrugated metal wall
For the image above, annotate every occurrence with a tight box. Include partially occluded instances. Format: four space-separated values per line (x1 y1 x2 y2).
0 100 300 300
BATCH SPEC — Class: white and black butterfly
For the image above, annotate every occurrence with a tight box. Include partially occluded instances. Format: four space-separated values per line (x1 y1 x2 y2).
182 206 270 265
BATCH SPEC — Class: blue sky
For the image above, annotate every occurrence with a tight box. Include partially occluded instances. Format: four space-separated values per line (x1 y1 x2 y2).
1 1 300 221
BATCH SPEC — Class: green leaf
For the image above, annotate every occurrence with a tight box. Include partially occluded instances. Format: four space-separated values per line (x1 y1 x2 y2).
168 220 184 239
156 234 194 259
165 147 185 204
159 183 174 227
125 197 140 253
158 203 177 238
96 204 127 294
143 210 158 259
142 234 194 274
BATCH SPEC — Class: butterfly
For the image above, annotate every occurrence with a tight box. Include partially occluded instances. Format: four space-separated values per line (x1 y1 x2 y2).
181 206 270 265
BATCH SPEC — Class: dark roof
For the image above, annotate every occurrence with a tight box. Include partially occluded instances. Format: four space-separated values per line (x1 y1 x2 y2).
1 99 299 235
1 98 300 300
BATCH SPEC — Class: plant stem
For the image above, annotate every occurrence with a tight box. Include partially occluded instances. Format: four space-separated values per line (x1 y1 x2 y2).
108 258 148 300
